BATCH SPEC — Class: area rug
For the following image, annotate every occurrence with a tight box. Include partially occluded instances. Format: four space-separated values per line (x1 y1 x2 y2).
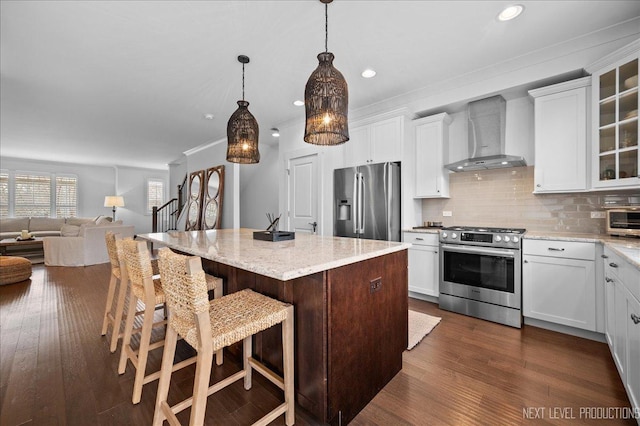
407 310 441 350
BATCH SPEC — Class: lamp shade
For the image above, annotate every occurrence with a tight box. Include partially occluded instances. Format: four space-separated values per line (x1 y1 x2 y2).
226 100 260 164
104 196 125 207
304 52 349 146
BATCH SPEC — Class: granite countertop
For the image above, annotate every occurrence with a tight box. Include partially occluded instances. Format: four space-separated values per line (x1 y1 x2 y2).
524 231 640 270
137 228 411 281
403 227 441 234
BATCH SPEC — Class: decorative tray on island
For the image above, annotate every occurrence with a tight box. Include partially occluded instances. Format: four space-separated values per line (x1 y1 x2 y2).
253 231 295 242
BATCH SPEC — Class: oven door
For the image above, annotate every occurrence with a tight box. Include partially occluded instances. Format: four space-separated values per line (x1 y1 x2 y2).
440 244 521 309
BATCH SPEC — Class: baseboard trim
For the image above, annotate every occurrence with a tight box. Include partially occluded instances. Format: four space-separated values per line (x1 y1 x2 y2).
524 317 606 343
408 292 438 304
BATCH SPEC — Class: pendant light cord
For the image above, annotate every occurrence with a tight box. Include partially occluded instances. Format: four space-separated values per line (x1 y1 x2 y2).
325 2 328 53
242 62 245 101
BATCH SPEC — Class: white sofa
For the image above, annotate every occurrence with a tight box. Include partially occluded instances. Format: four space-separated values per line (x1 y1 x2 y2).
0 216 112 240
43 224 135 267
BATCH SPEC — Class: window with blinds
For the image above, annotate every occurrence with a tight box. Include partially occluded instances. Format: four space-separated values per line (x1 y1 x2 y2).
56 176 77 217
15 173 51 217
0 171 8 218
147 179 165 213
2 172 78 217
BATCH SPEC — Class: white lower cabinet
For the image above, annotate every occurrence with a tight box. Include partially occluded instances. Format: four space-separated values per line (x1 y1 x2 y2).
522 239 596 331
603 246 640 414
404 232 439 297
626 287 640 415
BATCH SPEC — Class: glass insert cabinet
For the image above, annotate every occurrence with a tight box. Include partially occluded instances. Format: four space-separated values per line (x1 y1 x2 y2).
592 49 639 188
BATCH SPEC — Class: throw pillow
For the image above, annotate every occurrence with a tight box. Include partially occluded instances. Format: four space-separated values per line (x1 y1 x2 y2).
60 224 81 237
95 215 113 225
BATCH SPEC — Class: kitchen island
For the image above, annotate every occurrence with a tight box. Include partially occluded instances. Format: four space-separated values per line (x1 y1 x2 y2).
137 228 410 425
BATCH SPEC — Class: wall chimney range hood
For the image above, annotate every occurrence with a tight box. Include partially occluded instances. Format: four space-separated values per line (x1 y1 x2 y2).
445 95 526 172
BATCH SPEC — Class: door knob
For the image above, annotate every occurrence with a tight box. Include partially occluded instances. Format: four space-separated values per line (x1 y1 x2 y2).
309 221 318 233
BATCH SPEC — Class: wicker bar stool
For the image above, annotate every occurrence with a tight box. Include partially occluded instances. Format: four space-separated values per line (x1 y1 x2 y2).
153 248 295 426
118 240 223 404
101 233 162 353
101 232 131 353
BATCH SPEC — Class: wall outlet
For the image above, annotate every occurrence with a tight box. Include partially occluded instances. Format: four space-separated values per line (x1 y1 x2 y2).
590 211 606 219
370 277 382 294
442 211 453 217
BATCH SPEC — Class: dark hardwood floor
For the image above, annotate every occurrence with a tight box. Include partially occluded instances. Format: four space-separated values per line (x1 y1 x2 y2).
0 264 635 425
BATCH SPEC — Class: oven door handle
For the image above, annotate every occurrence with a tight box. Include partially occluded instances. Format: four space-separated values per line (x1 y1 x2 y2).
440 244 516 258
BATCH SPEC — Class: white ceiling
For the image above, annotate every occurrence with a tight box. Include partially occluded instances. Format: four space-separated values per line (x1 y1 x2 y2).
1 1 639 169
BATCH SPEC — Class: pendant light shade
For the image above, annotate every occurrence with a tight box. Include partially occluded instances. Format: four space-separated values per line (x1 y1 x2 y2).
304 0 349 146
227 55 260 164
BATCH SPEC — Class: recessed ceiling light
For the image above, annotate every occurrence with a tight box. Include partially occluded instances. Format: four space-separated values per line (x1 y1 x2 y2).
498 4 524 21
203 113 214 120
271 128 280 137
361 69 376 78
293 100 304 106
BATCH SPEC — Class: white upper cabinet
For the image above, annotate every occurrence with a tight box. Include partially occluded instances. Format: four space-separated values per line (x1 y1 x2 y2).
529 77 590 193
586 40 640 190
414 113 451 198
343 116 403 167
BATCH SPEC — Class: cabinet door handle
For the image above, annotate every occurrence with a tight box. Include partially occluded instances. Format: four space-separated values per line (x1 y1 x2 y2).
536 184 541 188
548 247 565 252
609 262 618 268
523 260 528 263
434 251 438 254
415 237 424 241
601 254 609 259
605 277 613 283
631 314 640 325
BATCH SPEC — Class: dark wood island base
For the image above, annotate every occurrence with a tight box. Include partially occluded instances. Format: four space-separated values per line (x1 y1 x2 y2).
201 250 408 425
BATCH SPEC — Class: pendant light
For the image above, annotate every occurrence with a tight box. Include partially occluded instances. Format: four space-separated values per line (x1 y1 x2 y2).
227 55 260 164
303 0 349 146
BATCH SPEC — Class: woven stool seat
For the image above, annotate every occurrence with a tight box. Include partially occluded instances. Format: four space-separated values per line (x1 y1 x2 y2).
0 256 32 285
177 289 289 351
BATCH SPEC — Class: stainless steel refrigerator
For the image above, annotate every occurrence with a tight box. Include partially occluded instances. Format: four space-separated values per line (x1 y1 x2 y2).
334 162 401 241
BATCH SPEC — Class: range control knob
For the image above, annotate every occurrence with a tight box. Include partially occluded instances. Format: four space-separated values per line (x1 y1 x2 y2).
512 236 519 243
442 232 448 239
451 233 458 239
504 236 511 243
495 235 502 242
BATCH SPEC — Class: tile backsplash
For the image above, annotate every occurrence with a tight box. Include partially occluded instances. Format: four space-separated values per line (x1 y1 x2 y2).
421 166 637 234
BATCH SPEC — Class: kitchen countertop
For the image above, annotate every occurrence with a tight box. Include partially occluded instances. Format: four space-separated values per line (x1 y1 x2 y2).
137 228 411 281
403 228 441 234
524 231 640 270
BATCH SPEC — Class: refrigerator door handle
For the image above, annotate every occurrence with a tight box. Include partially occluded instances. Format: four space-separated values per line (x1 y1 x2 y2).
353 171 359 234
386 162 392 239
359 172 365 234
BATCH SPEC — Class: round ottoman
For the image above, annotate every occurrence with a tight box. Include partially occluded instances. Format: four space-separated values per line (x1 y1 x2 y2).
0 256 32 285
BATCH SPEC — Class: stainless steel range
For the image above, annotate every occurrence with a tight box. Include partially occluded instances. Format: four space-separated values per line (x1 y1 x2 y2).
439 226 526 328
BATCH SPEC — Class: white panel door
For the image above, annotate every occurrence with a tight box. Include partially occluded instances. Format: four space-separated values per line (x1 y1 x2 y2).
288 154 318 234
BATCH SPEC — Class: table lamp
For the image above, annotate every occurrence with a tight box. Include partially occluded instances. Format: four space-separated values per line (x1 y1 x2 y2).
104 196 125 220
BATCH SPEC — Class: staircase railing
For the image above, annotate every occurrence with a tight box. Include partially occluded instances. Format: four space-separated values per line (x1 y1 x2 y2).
152 174 188 233
152 198 179 233
177 174 187 216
